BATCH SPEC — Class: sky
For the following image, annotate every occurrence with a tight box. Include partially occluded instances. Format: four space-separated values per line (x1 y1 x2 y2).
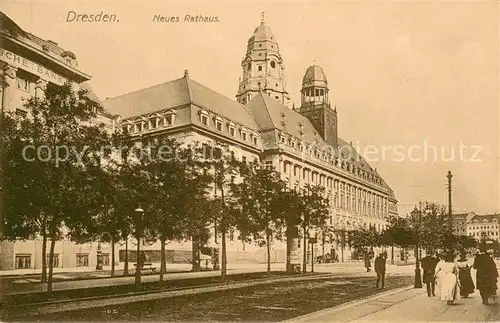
2 0 499 216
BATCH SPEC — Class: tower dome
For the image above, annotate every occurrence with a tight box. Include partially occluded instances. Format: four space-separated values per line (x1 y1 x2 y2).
302 65 328 88
250 21 277 43
236 16 290 106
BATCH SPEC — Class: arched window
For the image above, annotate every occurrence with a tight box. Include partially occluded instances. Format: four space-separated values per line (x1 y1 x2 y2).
270 61 276 68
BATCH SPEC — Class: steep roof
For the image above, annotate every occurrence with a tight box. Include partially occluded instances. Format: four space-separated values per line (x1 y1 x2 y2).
246 92 381 178
469 214 500 223
103 73 261 131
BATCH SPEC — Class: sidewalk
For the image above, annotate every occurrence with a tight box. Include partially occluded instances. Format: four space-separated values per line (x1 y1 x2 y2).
288 285 500 322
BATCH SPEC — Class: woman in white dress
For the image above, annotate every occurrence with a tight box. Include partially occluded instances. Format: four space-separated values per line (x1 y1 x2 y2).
435 251 460 305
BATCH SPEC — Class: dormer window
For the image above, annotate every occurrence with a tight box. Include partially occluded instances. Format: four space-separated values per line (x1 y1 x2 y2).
242 132 247 141
149 117 158 130
162 110 176 126
135 122 143 133
252 134 258 146
215 116 223 132
201 114 208 126
281 136 286 144
228 122 236 137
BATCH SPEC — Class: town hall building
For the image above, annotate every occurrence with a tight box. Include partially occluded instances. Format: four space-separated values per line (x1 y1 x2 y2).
104 17 399 264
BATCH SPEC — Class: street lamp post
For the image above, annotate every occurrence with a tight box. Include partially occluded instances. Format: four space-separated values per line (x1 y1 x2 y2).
134 207 144 288
411 206 423 288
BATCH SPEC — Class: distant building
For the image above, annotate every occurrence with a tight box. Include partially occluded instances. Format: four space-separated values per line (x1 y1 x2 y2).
452 212 475 236
467 214 500 241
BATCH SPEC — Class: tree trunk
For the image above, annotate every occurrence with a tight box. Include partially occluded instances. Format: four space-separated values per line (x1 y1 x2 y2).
302 225 307 273
391 244 394 265
111 236 115 277
221 229 227 281
266 228 271 276
191 236 201 272
46 226 57 295
286 225 292 273
124 237 129 275
160 236 166 282
322 234 325 259
41 228 47 282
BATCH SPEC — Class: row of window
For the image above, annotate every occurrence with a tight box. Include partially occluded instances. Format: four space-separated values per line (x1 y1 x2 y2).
122 113 175 134
14 253 110 269
199 111 259 146
469 225 499 230
283 161 389 218
279 137 382 186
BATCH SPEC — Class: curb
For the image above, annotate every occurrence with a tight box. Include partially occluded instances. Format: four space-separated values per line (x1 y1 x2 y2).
281 284 414 323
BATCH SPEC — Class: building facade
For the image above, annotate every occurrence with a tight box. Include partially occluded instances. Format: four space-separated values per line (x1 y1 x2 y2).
105 18 398 263
467 214 500 241
0 11 112 270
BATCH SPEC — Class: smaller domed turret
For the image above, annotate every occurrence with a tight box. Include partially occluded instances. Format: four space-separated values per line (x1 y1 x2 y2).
302 65 328 88
300 64 329 107
296 64 338 148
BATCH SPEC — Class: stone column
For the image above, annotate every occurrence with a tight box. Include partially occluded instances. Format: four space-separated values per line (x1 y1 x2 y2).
1 64 18 113
35 78 48 101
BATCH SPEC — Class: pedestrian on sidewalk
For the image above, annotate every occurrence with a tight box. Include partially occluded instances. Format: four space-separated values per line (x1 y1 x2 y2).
421 251 439 297
434 250 460 305
364 250 372 272
473 245 499 305
457 251 475 298
375 253 386 289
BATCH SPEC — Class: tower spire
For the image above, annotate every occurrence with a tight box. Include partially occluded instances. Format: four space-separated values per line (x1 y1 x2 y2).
261 12 265 23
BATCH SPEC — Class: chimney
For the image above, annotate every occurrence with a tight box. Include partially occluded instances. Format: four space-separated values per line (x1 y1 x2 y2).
184 69 189 78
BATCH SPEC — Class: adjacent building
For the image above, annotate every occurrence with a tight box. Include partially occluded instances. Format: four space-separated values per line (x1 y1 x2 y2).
467 214 500 241
0 11 114 270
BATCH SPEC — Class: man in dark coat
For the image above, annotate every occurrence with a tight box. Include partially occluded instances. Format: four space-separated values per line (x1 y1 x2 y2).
473 246 499 305
375 253 386 288
421 252 439 297
364 250 372 272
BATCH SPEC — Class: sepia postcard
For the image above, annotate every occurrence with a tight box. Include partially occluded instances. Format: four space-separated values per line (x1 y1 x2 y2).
0 1 499 322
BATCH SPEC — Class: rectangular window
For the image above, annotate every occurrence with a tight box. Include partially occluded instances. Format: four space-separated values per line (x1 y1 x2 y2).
102 253 110 266
76 253 89 267
201 115 208 126
252 136 258 145
135 123 143 132
242 132 247 141
122 126 129 133
165 115 173 126
242 156 247 163
15 254 31 269
213 147 222 159
216 121 223 131
258 66 262 72
229 127 235 136
46 253 60 268
16 76 30 92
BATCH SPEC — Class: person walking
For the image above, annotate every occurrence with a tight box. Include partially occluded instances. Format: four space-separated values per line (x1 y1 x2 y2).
375 253 386 288
434 250 460 305
421 252 439 297
364 250 372 272
473 246 499 305
457 251 475 298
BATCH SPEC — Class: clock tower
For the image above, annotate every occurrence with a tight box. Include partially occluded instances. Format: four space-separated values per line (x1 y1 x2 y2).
296 65 338 147
236 14 290 106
